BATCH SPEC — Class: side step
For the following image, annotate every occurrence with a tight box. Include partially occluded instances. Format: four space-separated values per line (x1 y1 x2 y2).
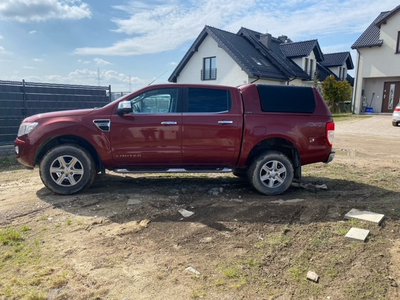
113 168 232 173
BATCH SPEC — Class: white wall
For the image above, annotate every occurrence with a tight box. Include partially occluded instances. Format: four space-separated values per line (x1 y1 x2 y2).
353 11 400 113
176 35 249 86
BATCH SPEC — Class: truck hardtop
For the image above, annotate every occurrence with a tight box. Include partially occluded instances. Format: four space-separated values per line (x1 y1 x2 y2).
14 83 335 195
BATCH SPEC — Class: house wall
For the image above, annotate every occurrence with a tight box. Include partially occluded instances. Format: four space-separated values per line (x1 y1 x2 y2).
353 10 400 113
176 35 249 86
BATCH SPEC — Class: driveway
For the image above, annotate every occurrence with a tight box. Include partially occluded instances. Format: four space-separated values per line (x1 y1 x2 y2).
335 114 399 137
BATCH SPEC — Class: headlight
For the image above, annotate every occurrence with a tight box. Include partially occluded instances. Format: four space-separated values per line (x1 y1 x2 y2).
17 122 38 137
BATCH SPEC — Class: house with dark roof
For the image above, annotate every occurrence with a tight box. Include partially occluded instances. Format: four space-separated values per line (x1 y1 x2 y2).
352 4 400 114
317 52 354 84
169 26 353 88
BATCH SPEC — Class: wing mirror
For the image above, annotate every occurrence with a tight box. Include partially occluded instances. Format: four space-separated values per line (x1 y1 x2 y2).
117 101 133 115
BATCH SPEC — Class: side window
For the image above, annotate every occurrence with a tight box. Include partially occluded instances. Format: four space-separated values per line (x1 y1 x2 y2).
258 85 316 113
187 88 231 113
129 88 178 113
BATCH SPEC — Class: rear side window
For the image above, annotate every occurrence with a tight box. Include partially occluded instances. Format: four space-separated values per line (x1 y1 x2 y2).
187 88 231 113
258 85 316 113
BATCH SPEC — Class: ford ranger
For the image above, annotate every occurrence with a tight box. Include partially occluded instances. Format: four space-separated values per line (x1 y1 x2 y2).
14 83 335 195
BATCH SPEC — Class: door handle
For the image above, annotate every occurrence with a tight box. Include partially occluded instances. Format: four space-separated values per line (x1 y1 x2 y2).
218 120 233 124
161 121 177 125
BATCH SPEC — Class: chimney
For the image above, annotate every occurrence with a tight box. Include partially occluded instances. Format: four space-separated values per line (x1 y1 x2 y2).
260 33 272 48
278 35 292 43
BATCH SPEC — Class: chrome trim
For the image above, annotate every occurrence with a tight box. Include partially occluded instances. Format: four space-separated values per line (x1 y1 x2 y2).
218 120 233 124
93 119 111 132
114 168 232 173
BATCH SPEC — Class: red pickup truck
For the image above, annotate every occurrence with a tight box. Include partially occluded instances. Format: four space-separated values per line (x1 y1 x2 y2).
14 83 335 196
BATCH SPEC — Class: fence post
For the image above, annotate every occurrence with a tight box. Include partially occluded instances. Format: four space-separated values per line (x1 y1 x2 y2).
22 79 27 118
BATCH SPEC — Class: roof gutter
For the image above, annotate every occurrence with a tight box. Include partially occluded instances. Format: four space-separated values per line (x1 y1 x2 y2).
286 76 297 85
251 76 260 84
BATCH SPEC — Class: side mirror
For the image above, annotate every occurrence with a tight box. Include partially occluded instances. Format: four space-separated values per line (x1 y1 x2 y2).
117 101 133 115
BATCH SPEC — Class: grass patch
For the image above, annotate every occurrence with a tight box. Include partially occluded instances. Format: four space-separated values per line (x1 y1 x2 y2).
0 155 18 169
0 227 24 245
332 113 371 122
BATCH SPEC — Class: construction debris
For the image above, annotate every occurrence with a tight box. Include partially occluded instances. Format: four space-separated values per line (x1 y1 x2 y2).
344 208 385 225
345 227 370 242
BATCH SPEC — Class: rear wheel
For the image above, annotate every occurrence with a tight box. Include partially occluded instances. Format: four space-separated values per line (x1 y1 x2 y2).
248 151 294 195
39 145 95 195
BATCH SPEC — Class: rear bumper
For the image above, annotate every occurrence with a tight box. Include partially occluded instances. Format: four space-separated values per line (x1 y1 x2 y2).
325 151 335 163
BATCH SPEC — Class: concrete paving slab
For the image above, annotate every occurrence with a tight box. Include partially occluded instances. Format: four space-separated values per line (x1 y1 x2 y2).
344 208 384 225
345 227 370 242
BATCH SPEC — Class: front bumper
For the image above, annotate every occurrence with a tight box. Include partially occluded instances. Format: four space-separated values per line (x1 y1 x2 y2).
14 137 34 168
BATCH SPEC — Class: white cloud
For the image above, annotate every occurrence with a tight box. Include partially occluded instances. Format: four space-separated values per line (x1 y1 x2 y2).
0 0 91 22
78 59 91 64
0 35 3 39
68 68 144 86
169 61 177 66
33 58 44 62
74 0 399 56
29 30 37 34
23 66 35 69
94 58 112 65
0 46 5 53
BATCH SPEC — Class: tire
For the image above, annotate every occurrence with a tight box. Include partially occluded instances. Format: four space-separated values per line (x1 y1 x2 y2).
39 144 95 195
247 151 294 195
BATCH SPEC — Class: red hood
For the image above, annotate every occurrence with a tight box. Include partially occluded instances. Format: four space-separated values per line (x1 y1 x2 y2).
23 108 95 122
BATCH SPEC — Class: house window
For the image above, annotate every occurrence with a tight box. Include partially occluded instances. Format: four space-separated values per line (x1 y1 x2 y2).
397 32 400 53
202 57 217 80
309 59 314 79
304 58 309 73
342 67 346 80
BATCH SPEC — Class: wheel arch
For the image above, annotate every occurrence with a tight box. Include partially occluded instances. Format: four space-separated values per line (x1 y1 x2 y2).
245 137 301 180
34 135 103 173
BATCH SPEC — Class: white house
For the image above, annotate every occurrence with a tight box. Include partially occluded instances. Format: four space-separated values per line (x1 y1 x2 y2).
169 26 353 89
169 26 324 86
352 4 400 114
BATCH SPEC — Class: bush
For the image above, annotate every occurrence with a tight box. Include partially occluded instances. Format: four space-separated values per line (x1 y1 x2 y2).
322 75 352 113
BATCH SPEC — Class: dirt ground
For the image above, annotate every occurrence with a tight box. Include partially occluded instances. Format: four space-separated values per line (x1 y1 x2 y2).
1 115 400 300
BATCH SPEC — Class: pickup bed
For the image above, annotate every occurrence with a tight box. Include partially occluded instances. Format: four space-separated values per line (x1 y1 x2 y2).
14 83 335 195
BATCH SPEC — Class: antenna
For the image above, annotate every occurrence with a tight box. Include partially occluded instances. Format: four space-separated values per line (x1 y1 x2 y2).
148 70 167 86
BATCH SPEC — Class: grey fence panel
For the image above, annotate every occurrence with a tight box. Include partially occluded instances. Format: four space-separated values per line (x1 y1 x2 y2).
0 80 111 146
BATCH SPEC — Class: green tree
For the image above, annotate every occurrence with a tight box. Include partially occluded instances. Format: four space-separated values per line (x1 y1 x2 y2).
322 75 352 113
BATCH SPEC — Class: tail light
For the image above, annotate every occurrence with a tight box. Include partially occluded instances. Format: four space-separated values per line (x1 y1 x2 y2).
326 122 335 146
395 107 400 112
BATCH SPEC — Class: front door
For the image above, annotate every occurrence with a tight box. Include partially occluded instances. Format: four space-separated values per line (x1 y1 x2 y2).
382 82 400 113
110 87 182 167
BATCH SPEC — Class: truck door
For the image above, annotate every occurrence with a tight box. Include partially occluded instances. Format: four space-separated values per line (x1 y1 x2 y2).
110 87 182 167
181 87 242 167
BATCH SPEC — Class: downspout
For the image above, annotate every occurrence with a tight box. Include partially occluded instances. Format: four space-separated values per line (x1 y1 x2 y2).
352 49 361 114
286 76 297 85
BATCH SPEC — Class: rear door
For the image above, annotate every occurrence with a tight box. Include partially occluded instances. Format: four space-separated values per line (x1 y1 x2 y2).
181 87 242 167
110 87 182 167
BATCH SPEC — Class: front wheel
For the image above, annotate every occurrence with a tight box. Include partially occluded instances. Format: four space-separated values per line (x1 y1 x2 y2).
247 151 294 195
39 145 95 195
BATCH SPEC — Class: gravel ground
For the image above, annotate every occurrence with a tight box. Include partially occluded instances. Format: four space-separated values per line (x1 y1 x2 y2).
335 114 398 137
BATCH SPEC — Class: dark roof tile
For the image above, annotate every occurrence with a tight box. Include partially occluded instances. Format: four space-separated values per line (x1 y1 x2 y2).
351 11 390 49
320 52 354 69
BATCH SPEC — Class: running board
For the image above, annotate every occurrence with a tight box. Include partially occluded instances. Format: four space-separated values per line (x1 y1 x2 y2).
113 168 232 173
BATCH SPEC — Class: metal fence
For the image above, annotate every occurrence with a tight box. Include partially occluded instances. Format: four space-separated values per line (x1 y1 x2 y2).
0 80 111 146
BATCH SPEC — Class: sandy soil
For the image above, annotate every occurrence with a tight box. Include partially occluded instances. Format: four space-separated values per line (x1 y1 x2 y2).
1 115 400 300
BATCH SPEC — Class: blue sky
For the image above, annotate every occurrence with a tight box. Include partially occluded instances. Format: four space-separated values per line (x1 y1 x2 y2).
0 0 399 92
